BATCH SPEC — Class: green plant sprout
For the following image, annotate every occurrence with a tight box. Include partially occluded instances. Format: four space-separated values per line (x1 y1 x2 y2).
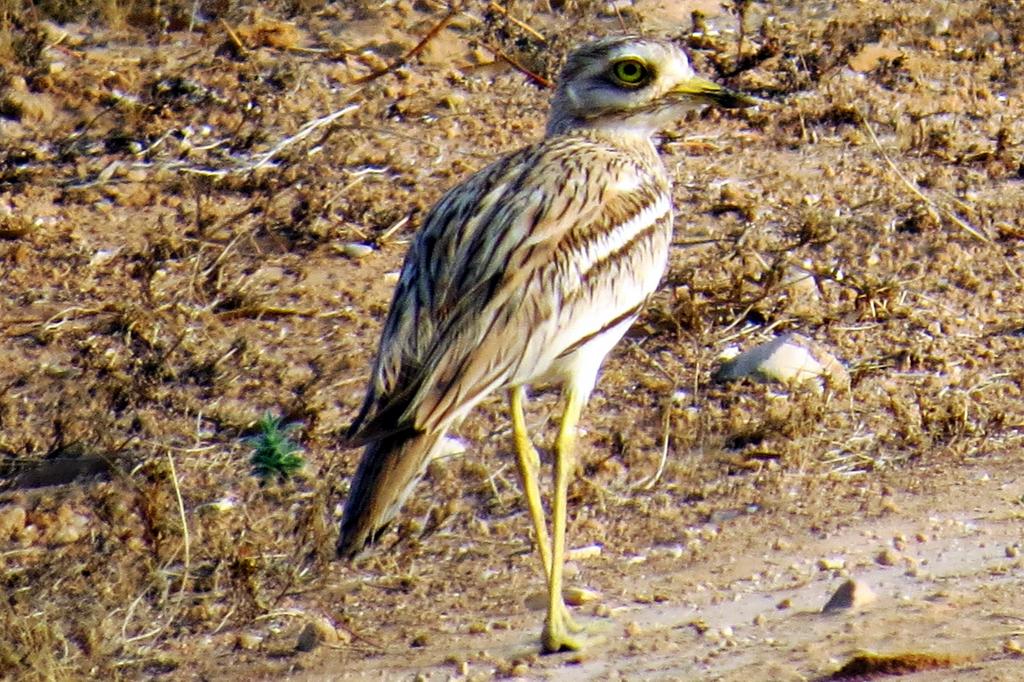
248 413 305 482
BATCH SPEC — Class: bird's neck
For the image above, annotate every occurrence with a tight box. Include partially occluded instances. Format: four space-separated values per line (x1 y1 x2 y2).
547 125 661 163
546 113 661 139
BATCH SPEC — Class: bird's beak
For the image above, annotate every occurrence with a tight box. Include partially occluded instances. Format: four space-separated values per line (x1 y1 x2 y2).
672 76 758 109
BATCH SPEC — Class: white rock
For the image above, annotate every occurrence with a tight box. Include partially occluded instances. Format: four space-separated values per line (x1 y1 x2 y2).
436 436 466 458
714 333 849 391
339 242 374 259
89 248 120 267
566 544 602 561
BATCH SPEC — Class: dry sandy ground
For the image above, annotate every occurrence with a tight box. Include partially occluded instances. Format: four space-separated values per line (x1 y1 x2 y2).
310 456 1024 681
1 1 1022 680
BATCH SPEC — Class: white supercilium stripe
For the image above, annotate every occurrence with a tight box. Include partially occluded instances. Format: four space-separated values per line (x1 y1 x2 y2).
575 191 670 276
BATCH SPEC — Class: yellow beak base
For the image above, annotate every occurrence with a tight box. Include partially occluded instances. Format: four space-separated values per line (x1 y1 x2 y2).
674 77 758 109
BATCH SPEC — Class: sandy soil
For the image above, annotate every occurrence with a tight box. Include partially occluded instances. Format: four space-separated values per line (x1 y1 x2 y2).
313 456 1024 681
1 1 1022 680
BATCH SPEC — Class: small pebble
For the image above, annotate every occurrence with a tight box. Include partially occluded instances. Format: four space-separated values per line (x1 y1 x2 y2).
525 586 600 610
295 616 348 652
822 579 876 612
564 586 601 606
649 543 685 559
510 662 530 676
876 548 900 566
236 632 263 650
437 436 466 457
0 505 27 540
49 507 90 545
296 623 320 652
340 242 374 259
689 619 709 634
566 544 602 560
880 498 901 514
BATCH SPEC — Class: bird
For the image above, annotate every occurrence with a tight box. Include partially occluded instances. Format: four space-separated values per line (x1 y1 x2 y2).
337 35 754 653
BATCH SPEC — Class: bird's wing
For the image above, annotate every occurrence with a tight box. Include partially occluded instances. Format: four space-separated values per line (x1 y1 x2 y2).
349 135 670 442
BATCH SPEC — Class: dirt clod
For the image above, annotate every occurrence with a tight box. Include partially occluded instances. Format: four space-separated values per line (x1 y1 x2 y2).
830 651 963 679
875 548 901 567
0 505 27 540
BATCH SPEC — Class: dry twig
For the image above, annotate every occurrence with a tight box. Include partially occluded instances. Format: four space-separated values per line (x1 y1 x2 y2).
219 19 248 56
481 41 553 88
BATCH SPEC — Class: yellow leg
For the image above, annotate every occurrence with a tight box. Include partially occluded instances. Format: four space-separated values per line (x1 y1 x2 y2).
542 386 588 653
509 386 551 576
511 386 583 642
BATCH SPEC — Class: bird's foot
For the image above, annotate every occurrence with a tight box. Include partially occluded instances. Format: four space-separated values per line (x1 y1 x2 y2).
541 606 607 653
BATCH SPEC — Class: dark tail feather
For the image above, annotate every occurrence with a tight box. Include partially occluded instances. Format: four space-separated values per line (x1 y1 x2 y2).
337 429 444 559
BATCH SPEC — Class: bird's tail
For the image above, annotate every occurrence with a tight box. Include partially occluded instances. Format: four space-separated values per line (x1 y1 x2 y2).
337 429 445 559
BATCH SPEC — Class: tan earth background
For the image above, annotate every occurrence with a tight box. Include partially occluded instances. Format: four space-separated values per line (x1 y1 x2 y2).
2 0 1023 679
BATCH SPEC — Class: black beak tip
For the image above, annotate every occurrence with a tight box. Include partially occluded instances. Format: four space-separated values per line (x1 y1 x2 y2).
717 88 760 109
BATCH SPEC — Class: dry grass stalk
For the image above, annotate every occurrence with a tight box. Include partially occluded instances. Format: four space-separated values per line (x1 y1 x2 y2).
487 2 547 42
166 450 191 602
180 104 360 178
857 109 990 244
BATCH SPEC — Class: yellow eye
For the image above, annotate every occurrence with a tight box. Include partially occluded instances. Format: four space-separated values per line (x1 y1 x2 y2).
611 58 649 86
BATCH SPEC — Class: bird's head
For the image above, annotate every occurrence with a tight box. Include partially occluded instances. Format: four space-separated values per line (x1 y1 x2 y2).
546 36 755 137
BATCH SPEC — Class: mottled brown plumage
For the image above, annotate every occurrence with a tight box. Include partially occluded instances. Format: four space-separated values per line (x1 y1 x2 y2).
338 35 753 652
